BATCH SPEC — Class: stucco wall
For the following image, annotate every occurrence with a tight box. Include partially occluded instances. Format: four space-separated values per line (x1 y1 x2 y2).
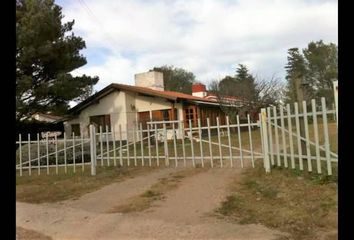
65 91 127 138
135 95 172 112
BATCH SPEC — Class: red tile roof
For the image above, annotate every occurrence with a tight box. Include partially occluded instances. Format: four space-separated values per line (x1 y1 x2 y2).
69 83 218 114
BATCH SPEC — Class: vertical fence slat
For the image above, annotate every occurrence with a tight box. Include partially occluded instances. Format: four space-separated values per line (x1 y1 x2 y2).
55 135 58 175
333 81 338 127
280 106 288 168
181 121 186 167
321 98 332 175
73 132 76 173
163 123 169 166
311 99 321 174
237 115 244 168
216 117 223 168
294 102 303 170
119 125 123 166
172 122 178 167
90 125 96 176
64 133 67 173
147 124 152 167
259 113 264 158
261 109 271 173
106 125 110 166
189 119 195 167
112 126 117 167
207 118 213 168
81 130 84 172
303 101 312 172
267 107 274 165
46 135 49 175
19 134 22 176
247 114 254 168
155 124 159 166
133 123 137 166
37 133 40 175
140 123 144 166
99 126 103 166
273 106 281 166
226 116 233 167
197 118 204 167
287 104 295 169
126 124 130 166
28 134 31 176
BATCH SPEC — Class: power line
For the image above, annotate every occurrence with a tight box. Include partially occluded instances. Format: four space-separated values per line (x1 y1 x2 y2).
76 0 119 48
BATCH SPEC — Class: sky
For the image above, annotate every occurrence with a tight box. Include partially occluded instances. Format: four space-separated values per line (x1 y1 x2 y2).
56 0 337 93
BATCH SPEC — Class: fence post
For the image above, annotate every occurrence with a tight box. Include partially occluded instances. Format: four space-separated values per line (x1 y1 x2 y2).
90 125 96 176
333 80 338 127
261 108 271 173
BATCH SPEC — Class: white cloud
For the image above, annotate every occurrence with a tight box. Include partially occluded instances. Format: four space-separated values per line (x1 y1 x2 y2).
60 0 337 91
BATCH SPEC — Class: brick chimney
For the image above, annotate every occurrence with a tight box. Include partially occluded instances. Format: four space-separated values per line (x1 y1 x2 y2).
192 83 207 97
134 70 164 91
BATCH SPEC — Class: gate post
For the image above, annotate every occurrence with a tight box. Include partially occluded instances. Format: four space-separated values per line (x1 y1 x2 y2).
261 108 271 173
333 80 338 127
90 125 96 176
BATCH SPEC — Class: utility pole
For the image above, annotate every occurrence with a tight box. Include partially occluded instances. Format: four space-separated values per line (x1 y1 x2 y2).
295 76 307 155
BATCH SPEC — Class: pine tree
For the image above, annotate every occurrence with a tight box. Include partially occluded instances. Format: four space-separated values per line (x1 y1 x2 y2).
284 48 311 103
16 0 99 121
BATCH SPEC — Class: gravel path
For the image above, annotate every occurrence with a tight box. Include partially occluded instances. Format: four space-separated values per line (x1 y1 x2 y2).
17 165 285 240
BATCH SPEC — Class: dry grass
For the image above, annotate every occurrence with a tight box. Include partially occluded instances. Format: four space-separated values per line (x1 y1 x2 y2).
107 165 207 213
16 165 159 203
16 227 52 240
215 161 337 240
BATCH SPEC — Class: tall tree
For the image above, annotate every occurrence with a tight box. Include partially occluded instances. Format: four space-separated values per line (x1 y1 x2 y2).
284 48 310 103
219 64 257 100
210 64 283 122
303 40 338 103
218 76 238 97
152 65 196 94
284 41 338 105
16 0 99 121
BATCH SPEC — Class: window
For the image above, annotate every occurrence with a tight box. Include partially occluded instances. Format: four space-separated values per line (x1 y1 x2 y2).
185 108 194 121
162 110 169 121
71 124 80 136
184 106 198 127
89 114 111 131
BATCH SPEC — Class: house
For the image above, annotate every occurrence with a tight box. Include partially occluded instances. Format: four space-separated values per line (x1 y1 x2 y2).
64 70 244 140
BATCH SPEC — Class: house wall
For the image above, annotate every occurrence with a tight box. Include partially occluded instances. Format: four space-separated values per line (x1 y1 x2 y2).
134 95 184 140
65 91 127 138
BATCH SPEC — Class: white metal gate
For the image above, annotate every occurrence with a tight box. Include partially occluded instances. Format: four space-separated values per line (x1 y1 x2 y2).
93 116 264 170
260 82 338 175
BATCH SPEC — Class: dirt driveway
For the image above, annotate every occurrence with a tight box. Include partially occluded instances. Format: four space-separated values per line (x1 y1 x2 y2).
16 166 285 240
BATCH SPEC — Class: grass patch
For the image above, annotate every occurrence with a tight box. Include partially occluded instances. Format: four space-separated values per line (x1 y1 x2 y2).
215 161 337 240
107 166 207 213
16 165 159 203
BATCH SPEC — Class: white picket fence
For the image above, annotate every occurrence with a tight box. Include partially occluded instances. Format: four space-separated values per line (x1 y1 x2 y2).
16 82 338 177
